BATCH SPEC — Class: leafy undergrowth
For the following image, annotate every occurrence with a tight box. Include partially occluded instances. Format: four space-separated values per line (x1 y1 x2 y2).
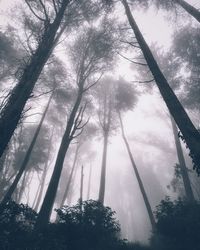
0 198 200 250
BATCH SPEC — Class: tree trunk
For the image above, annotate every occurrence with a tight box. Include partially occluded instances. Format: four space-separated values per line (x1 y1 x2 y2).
0 0 71 157
170 115 195 202
87 163 92 200
17 170 28 203
59 143 79 208
34 130 54 212
0 91 54 206
121 0 200 174
118 111 156 231
35 90 83 230
176 0 200 23
98 131 109 204
80 165 84 207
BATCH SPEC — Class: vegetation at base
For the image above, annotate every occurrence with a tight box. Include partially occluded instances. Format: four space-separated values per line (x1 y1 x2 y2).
0 198 200 250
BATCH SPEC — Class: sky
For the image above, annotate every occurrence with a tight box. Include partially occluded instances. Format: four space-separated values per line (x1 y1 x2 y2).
0 0 199 244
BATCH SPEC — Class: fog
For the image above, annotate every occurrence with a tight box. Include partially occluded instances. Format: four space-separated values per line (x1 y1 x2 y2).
0 0 200 249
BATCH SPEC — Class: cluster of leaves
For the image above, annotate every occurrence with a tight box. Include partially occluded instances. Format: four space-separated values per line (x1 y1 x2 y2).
0 199 152 250
151 197 200 250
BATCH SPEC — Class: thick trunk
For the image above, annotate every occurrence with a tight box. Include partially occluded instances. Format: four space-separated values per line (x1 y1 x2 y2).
122 0 200 174
170 115 195 202
176 0 200 23
59 143 79 208
0 92 53 206
98 132 109 204
0 0 71 157
87 163 92 200
35 91 83 230
118 111 156 231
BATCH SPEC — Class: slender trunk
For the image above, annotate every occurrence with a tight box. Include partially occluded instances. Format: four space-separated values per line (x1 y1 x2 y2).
34 130 54 212
0 0 71 157
17 170 28 203
59 143 79 208
80 165 84 207
176 0 200 23
170 115 195 202
32 176 41 209
0 92 53 206
87 163 92 200
118 111 156 231
98 132 109 204
121 0 200 174
26 170 34 204
35 90 83 230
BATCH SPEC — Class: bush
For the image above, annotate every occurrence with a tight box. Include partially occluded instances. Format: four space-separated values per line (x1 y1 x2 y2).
151 197 200 250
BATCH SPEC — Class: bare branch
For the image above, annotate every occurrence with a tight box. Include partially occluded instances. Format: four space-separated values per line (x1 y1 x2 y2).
38 0 50 21
117 52 147 66
25 0 46 22
52 0 58 14
83 73 104 93
131 79 155 84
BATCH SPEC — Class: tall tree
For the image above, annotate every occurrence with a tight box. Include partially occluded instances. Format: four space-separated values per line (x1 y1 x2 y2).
35 24 116 230
115 78 156 231
0 91 54 206
154 0 200 24
121 0 200 174
95 78 117 204
170 115 195 202
0 0 74 157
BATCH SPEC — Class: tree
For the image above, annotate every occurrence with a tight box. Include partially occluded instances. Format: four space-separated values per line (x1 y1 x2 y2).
121 0 200 174
0 0 75 157
95 77 118 204
170 116 195 202
35 23 116 230
0 91 54 206
152 197 200 250
115 78 156 231
153 0 200 24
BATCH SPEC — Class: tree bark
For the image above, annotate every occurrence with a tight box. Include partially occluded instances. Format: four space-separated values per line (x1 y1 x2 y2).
98 131 109 204
0 91 54 206
0 0 71 157
121 0 200 174
176 0 200 23
118 111 156 231
170 115 195 202
35 90 83 230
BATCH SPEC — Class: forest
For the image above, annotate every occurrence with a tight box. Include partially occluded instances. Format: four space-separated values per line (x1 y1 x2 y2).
0 0 200 249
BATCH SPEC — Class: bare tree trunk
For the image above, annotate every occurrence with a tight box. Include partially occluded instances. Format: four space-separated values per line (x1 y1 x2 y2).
176 0 200 23
118 111 156 231
59 143 79 208
87 163 92 200
170 115 195 202
80 165 84 207
98 131 109 204
35 90 83 230
34 129 54 212
0 0 71 157
0 91 54 206
121 0 200 174
17 170 28 203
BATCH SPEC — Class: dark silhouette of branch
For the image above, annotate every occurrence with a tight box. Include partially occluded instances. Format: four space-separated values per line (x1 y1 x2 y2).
117 52 147 66
25 0 46 22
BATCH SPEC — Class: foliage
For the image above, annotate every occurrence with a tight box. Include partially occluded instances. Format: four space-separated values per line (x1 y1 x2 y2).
151 197 200 250
0 200 37 249
55 200 123 250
